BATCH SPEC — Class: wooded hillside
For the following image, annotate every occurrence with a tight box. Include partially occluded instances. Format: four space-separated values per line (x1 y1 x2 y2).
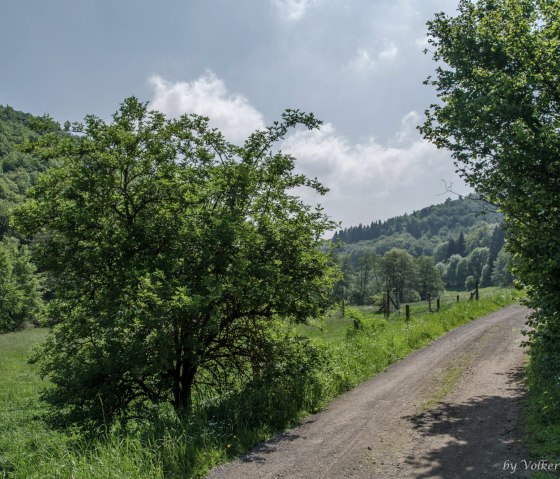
0 105 55 238
331 196 512 305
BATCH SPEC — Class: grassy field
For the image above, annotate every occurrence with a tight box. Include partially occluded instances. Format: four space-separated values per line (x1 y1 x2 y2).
0 288 522 479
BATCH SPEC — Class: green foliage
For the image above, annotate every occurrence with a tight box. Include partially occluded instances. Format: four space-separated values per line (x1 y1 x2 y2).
380 248 417 301
15 98 338 430
416 256 444 299
331 247 445 307
351 251 378 305
466 247 489 281
421 0 560 340
491 249 514 287
464 275 477 292
525 347 560 478
0 105 56 239
0 236 44 332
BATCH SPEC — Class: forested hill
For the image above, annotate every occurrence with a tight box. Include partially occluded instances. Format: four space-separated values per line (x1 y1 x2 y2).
0 105 61 332
0 105 58 238
333 195 503 245
331 196 510 305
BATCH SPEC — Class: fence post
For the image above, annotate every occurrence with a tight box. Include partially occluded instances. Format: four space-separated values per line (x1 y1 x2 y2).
428 293 432 312
475 281 479 301
436 298 440 312
457 294 460 303
341 284 345 318
406 304 410 322
384 292 389 318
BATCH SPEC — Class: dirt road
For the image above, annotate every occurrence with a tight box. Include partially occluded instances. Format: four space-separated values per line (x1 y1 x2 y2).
207 304 530 479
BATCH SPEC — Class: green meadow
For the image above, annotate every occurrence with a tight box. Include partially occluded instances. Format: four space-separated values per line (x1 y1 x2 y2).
0 288 522 479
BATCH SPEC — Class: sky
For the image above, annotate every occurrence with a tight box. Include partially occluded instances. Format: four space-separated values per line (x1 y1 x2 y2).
0 0 471 231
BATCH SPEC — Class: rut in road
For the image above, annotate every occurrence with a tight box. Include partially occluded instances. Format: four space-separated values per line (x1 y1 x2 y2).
206 304 529 479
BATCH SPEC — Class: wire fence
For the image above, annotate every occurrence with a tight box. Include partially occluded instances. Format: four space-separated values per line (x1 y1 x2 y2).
354 283 481 321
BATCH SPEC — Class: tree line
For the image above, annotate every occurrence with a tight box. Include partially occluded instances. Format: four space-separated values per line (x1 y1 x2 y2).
332 195 502 245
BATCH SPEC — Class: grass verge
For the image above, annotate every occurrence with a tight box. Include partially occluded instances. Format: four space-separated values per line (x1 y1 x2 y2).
525 348 560 478
0 288 522 479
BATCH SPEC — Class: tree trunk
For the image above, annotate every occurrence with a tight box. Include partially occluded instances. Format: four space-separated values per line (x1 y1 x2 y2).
173 360 197 414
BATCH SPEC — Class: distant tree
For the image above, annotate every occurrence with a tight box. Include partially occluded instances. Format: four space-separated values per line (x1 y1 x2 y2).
415 256 444 299
465 275 477 292
445 254 463 289
15 98 338 429
481 225 506 286
479 263 492 288
334 253 354 313
446 238 456 259
380 248 417 302
488 225 506 264
466 247 490 281
492 249 514 287
353 251 378 305
435 261 447 281
406 218 422 239
456 257 470 290
456 231 466 257
433 242 448 263
465 224 492 254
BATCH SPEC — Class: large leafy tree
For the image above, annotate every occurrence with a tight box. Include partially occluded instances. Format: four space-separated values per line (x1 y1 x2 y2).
421 0 560 346
15 98 337 429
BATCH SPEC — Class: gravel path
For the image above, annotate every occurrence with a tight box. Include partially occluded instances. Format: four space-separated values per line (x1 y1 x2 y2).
207 304 529 479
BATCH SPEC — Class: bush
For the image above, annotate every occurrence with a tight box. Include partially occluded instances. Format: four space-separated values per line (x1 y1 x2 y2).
403 289 421 303
464 275 477 291
0 236 44 332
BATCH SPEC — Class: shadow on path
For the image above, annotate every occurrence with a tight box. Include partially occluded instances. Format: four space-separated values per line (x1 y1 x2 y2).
239 430 301 463
403 368 527 479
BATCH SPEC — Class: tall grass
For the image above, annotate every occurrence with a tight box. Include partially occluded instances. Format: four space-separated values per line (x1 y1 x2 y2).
525 348 560 478
0 288 522 479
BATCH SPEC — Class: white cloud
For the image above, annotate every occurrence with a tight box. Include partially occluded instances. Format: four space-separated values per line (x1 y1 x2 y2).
391 110 422 145
349 42 399 72
284 120 434 197
414 36 431 51
148 73 468 228
271 0 319 21
281 112 468 227
379 42 398 61
148 72 265 144
350 48 376 71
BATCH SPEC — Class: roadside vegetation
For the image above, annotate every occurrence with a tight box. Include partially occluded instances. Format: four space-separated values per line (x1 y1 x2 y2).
421 0 560 473
525 348 560 478
0 287 521 479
